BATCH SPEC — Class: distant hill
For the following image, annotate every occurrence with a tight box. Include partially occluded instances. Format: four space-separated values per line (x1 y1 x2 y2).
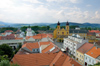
49 22 100 28
0 21 100 28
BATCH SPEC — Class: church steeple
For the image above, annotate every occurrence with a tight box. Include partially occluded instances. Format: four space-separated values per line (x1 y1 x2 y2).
57 21 60 30
57 21 60 25
66 21 69 25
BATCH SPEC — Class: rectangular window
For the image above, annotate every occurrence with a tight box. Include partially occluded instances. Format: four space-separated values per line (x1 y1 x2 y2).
89 58 91 62
86 57 87 59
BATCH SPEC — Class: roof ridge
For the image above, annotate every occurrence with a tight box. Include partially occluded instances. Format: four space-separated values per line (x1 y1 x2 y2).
49 51 62 66
85 45 94 54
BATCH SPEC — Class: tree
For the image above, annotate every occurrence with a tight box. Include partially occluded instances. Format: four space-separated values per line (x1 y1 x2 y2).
0 44 13 58
0 55 9 62
15 43 22 54
0 60 10 66
0 60 20 66
18 43 22 49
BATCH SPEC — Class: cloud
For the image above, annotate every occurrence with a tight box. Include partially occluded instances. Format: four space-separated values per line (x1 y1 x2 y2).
22 0 43 4
70 0 79 3
0 0 100 24
86 4 92 7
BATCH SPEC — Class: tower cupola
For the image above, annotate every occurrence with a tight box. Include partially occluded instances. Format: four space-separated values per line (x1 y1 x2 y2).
66 21 69 25
57 21 60 25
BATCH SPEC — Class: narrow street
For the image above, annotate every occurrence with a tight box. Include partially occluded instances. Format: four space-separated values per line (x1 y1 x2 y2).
53 39 63 49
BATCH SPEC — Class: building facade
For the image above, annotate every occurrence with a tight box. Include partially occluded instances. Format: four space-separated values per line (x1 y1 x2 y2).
53 21 88 42
76 43 94 65
84 46 100 66
63 34 88 58
53 21 69 42
26 25 36 36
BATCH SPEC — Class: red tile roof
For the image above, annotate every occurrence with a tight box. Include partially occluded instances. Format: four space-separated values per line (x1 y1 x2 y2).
22 42 39 51
5 30 13 33
1 34 15 40
15 38 23 40
77 43 94 54
86 46 100 58
12 51 81 66
12 53 57 66
0 36 2 40
26 33 53 39
1 33 6 35
89 30 100 33
22 41 55 53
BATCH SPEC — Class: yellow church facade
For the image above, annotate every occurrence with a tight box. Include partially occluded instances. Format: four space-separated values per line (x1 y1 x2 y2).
53 21 88 42
53 21 69 42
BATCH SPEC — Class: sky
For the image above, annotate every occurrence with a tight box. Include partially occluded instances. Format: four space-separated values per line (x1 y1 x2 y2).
0 0 100 24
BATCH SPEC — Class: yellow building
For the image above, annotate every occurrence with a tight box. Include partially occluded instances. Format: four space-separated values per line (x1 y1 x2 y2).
76 43 94 65
53 21 88 42
87 32 98 43
53 21 69 42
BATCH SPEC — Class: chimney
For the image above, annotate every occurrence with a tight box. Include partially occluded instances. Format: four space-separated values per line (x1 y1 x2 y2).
69 58 71 61
11 60 13 63
94 42 95 45
96 47 98 49
62 54 64 56
91 52 93 54
84 37 85 40
53 63 55 66
72 64 74 66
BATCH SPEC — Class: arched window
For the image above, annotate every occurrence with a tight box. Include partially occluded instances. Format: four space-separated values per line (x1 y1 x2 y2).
62 32 64 34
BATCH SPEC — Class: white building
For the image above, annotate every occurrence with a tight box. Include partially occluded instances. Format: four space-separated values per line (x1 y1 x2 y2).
0 39 24 49
26 25 36 36
84 46 100 66
5 30 13 36
63 34 88 57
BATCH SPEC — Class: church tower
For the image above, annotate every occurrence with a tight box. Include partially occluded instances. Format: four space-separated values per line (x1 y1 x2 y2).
66 21 69 35
26 25 33 36
57 21 60 30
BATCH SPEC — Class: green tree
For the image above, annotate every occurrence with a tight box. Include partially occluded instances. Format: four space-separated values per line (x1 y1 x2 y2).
0 44 13 58
0 60 10 66
0 55 9 62
0 60 20 66
0 27 18 33
20 26 27 32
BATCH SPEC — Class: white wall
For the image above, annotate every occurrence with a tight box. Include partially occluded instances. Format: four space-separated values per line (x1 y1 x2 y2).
84 54 96 66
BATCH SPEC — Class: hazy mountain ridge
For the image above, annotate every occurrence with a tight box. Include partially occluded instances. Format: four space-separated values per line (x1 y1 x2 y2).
0 21 100 28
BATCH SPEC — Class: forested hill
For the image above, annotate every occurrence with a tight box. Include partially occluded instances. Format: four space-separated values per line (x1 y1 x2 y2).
0 21 100 28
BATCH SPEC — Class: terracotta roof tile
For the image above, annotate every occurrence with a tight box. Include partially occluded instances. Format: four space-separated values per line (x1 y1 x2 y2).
42 43 54 53
15 38 23 40
12 51 81 66
89 30 100 33
86 46 100 58
5 30 13 33
0 36 2 40
12 53 57 66
22 41 56 53
26 34 53 39
22 42 39 51
1 34 15 40
77 43 94 54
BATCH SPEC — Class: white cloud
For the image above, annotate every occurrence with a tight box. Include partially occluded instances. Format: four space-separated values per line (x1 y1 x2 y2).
0 0 100 24
86 4 92 7
22 0 42 4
